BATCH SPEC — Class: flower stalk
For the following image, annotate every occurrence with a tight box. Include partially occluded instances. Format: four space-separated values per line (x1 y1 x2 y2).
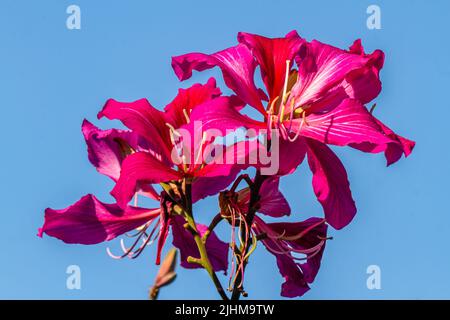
182 179 229 300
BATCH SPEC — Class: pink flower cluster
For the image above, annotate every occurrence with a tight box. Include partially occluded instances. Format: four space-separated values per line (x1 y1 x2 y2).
39 31 414 299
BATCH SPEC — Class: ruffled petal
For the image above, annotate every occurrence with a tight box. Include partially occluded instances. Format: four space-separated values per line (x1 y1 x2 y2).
290 40 369 107
164 77 221 128
258 178 291 217
236 177 291 217
81 119 147 181
111 152 182 208
98 98 172 162
296 99 393 147
276 253 310 298
343 39 385 104
172 44 266 113
260 217 328 283
38 194 159 244
238 30 304 100
253 216 327 297
305 138 356 230
350 117 415 166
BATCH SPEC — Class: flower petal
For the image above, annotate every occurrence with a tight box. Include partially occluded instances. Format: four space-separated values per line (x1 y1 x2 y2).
343 39 385 104
191 175 239 203
260 217 328 283
350 117 415 166
258 178 291 217
111 152 182 208
237 177 291 217
81 119 146 181
38 194 159 244
191 140 264 201
171 215 229 273
297 99 393 147
276 253 310 298
305 138 356 230
238 30 304 100
156 202 171 265
164 77 221 128
172 44 266 113
275 136 307 176
291 40 370 107
186 95 265 137
98 98 172 161
254 216 327 297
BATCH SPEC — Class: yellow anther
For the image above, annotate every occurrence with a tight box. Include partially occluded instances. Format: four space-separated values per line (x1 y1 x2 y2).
294 107 304 116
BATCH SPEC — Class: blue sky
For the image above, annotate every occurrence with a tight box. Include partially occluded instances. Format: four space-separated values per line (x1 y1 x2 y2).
0 0 448 299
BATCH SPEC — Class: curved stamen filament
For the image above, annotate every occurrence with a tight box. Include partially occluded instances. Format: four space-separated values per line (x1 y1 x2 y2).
277 60 292 125
106 216 159 260
194 132 208 165
165 123 185 165
183 108 191 124
265 219 325 242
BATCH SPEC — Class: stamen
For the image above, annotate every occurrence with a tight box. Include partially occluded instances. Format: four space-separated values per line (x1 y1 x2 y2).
267 96 279 132
165 122 186 165
287 110 306 142
106 247 124 259
165 123 181 143
268 219 326 242
106 216 160 260
281 60 291 105
286 97 296 127
288 240 325 255
279 122 289 140
133 192 138 207
183 108 190 123
194 132 208 165
277 60 292 123
267 96 279 115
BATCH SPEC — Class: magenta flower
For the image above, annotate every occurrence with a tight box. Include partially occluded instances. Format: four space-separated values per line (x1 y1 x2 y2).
172 31 415 229
219 177 327 297
39 79 246 268
99 78 258 208
40 29 415 300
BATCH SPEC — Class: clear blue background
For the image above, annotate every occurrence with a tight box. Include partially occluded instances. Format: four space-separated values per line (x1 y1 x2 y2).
0 0 447 299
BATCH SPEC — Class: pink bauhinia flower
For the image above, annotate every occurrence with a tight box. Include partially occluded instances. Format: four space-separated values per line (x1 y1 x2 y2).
39 79 257 269
219 177 328 297
172 31 415 229
98 78 259 208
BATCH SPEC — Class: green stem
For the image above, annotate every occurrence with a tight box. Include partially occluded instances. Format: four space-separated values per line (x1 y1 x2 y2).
202 213 223 242
182 179 229 301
